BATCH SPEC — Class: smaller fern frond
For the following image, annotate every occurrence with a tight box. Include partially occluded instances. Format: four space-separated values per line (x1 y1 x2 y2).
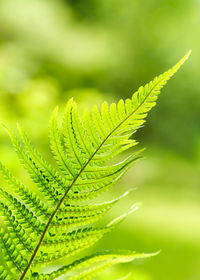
0 188 45 236
50 191 136 233
63 98 87 170
2 124 62 206
59 188 133 214
0 161 50 219
0 228 28 277
41 202 137 268
17 124 71 191
61 151 142 205
33 226 112 265
0 200 33 253
35 251 158 280
49 106 75 177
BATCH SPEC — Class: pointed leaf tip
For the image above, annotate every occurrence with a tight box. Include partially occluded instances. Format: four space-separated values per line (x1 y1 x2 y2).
107 203 139 227
1 123 12 136
177 50 191 68
183 49 192 61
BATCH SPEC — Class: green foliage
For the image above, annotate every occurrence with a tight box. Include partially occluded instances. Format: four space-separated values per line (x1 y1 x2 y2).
0 52 190 280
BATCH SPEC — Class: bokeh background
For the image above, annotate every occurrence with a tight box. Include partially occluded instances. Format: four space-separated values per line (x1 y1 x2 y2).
0 0 199 279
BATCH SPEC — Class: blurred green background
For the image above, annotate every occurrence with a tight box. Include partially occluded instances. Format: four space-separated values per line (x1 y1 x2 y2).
0 0 199 279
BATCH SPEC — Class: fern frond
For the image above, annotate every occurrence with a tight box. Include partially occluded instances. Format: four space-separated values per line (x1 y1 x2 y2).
2 125 62 206
33 226 112 265
0 227 28 277
17 124 71 191
36 251 158 280
0 188 45 236
49 106 75 177
62 98 87 170
0 161 50 219
0 200 33 253
80 52 191 166
0 51 190 280
61 151 142 205
59 188 133 214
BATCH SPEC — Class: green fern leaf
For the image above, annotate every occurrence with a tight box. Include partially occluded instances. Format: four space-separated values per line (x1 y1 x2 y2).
0 51 190 280
35 251 158 280
0 161 50 219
